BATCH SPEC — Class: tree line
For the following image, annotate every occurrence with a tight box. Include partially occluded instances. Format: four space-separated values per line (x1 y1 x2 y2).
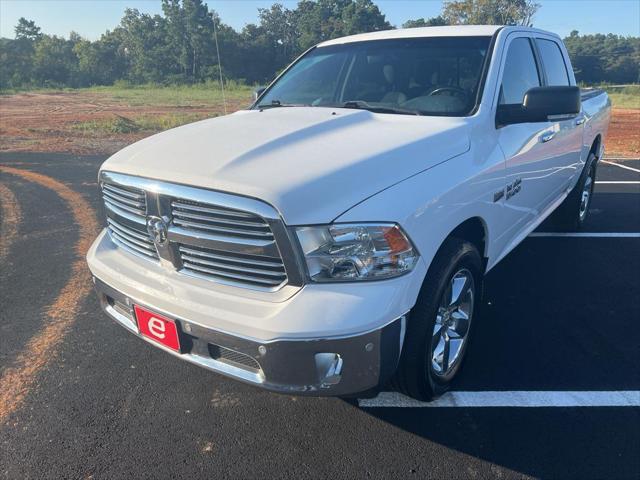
1 0 638 90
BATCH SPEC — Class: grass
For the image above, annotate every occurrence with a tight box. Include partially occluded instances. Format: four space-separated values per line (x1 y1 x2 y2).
72 112 215 135
83 81 253 107
600 85 640 109
1 81 254 107
88 82 637 111
4 81 638 109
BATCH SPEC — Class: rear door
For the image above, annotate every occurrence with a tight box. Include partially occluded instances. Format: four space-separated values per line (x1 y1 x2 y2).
533 36 584 193
495 35 554 236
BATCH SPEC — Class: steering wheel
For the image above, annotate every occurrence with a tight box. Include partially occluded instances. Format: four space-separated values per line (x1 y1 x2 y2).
429 86 468 99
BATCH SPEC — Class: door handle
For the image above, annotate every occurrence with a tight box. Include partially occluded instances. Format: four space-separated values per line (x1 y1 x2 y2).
540 131 556 143
575 117 586 125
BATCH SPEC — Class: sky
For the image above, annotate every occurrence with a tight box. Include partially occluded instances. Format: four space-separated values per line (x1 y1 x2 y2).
1 0 639 40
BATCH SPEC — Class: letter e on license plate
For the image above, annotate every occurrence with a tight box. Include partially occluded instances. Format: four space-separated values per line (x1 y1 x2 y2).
134 305 181 352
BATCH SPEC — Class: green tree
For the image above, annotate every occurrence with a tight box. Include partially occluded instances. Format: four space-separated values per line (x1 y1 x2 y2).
0 37 35 88
183 0 215 79
402 16 448 28
1 17 42 88
564 30 640 84
118 9 175 83
295 0 391 51
3 0 639 90
208 11 242 80
32 35 79 87
15 17 42 41
257 4 298 65
443 0 540 26
75 29 129 85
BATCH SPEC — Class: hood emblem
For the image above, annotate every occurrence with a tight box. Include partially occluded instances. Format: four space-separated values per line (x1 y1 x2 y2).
147 216 168 245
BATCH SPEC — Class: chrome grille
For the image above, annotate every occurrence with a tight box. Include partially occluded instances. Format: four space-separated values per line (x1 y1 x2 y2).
171 199 274 240
179 244 287 289
102 183 146 220
99 172 300 294
107 217 158 259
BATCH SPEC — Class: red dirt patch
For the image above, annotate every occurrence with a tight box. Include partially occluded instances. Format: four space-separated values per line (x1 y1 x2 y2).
605 108 640 157
0 91 247 155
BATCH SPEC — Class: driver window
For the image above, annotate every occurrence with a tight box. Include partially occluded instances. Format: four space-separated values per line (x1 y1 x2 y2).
499 38 541 105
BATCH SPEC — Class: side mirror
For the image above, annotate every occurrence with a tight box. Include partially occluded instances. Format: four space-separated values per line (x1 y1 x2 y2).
497 86 581 126
252 86 267 103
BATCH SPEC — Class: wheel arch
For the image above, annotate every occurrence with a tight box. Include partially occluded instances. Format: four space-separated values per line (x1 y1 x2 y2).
589 134 602 160
433 216 489 274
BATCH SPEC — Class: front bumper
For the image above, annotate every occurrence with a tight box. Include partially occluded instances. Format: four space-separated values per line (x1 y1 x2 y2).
94 278 406 396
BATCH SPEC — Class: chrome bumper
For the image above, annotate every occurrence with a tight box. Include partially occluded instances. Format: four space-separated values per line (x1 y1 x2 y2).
94 278 404 396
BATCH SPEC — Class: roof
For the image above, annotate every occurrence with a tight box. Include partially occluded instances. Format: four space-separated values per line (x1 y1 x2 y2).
318 25 504 47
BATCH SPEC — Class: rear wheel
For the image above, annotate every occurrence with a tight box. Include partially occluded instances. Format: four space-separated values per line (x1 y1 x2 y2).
553 152 597 230
393 238 482 401
578 165 595 225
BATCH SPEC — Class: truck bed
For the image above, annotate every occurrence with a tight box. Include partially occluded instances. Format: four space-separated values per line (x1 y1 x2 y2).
580 88 606 101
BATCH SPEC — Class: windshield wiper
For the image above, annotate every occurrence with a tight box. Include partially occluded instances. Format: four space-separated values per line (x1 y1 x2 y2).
257 100 309 110
340 100 421 116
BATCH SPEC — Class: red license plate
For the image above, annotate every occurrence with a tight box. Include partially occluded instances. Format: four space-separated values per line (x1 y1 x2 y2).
134 305 181 352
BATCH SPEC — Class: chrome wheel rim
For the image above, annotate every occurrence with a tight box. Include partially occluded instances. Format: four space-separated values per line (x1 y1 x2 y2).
430 268 475 377
579 172 593 222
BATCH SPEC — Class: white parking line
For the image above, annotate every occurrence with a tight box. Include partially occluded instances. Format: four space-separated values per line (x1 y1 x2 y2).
596 181 640 184
358 391 640 408
601 160 640 174
529 232 640 238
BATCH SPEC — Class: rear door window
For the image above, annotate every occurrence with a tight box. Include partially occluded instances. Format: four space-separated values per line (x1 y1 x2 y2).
536 39 570 86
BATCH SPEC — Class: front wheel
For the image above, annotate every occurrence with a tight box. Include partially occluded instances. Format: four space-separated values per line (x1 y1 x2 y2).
393 238 483 401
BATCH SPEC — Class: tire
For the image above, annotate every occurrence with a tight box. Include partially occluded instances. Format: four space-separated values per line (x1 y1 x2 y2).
393 238 483 401
552 152 597 230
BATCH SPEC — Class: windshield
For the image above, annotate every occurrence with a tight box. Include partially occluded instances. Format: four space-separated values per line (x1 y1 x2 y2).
256 36 492 116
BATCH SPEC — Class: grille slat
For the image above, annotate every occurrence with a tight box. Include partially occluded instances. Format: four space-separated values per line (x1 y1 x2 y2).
103 189 145 209
172 218 274 239
172 210 269 228
181 262 285 287
179 246 284 268
104 197 146 218
171 200 274 240
106 216 158 260
171 200 256 219
102 182 147 219
178 244 287 288
181 254 286 278
103 183 145 201
110 231 158 258
107 218 151 243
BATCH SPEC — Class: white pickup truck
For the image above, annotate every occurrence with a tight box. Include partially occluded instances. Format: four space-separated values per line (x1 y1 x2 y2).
87 25 610 400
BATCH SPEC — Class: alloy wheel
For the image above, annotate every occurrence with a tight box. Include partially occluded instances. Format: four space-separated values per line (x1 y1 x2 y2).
430 268 475 377
579 170 594 222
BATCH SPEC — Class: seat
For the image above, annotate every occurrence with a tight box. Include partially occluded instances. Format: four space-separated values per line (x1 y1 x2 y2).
380 64 406 104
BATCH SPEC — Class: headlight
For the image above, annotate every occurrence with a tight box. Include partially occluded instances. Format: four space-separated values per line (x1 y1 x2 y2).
295 223 419 282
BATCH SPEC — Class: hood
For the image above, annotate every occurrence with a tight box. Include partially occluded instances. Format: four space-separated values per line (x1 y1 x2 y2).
102 107 470 225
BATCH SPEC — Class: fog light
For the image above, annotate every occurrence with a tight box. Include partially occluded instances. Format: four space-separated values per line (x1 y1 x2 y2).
315 353 343 387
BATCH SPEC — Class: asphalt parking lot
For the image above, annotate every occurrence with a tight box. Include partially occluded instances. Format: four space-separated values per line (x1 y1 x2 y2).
0 152 638 479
